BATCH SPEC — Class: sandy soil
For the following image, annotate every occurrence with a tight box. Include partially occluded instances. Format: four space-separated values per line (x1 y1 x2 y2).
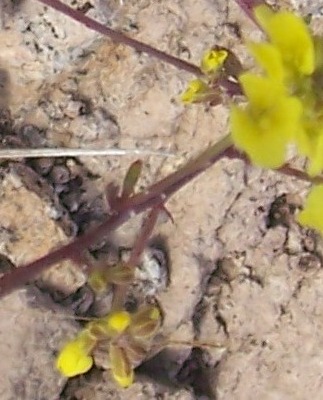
0 0 322 399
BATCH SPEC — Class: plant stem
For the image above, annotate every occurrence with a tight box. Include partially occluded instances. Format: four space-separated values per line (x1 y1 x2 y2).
119 135 234 213
234 0 264 25
0 134 321 298
226 147 323 185
111 206 161 311
36 0 202 76
0 135 232 299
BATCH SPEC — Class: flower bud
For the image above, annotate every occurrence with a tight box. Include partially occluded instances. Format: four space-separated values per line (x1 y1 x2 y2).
109 343 134 388
129 305 161 340
201 48 228 75
88 270 108 293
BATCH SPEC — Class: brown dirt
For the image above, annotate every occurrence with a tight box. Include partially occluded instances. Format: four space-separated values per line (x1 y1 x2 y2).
0 0 322 399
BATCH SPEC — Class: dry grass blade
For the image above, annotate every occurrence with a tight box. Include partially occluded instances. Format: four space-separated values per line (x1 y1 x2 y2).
0 147 174 159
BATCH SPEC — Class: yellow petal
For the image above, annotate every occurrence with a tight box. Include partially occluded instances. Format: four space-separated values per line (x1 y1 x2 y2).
231 106 285 168
247 42 285 81
109 343 134 388
231 92 303 168
200 49 228 75
113 369 134 389
56 340 93 378
297 185 323 234
239 73 286 110
106 311 131 334
254 5 315 75
306 130 323 176
180 79 209 104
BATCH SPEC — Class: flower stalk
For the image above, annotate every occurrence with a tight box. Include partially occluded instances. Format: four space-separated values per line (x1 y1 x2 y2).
0 135 232 298
36 0 202 76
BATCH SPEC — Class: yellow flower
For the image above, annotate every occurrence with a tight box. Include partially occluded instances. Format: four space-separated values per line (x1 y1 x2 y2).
180 79 210 104
56 334 94 378
231 73 303 168
254 5 315 76
85 311 131 339
201 49 228 75
297 185 323 234
106 311 131 334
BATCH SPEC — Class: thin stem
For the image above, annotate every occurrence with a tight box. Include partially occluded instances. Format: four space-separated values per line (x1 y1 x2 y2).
234 0 264 25
0 133 321 298
36 0 202 76
119 135 234 213
111 206 161 311
225 147 323 185
277 164 323 185
128 207 161 267
0 135 232 299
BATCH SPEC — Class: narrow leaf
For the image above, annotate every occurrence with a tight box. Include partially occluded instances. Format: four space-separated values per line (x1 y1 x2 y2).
121 160 143 199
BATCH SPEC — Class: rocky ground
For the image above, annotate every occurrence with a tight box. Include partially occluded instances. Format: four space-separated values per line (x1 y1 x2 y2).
0 0 322 399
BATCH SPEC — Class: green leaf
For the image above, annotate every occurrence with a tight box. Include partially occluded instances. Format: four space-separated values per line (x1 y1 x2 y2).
122 160 143 199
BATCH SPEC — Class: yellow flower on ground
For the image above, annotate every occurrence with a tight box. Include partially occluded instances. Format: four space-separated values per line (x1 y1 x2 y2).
201 49 228 75
254 5 315 76
106 311 131 334
56 334 94 378
180 79 210 104
231 73 303 168
85 310 131 338
297 185 323 234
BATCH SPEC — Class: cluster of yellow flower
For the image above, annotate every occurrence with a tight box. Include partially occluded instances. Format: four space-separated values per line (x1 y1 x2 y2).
181 4 323 235
231 5 317 171
232 5 323 234
56 306 161 388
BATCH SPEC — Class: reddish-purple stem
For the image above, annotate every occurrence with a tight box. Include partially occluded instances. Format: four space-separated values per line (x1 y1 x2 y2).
0 136 231 298
36 0 202 76
226 147 323 184
0 0 319 300
234 0 265 24
128 207 161 267
0 137 321 299
112 206 161 310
